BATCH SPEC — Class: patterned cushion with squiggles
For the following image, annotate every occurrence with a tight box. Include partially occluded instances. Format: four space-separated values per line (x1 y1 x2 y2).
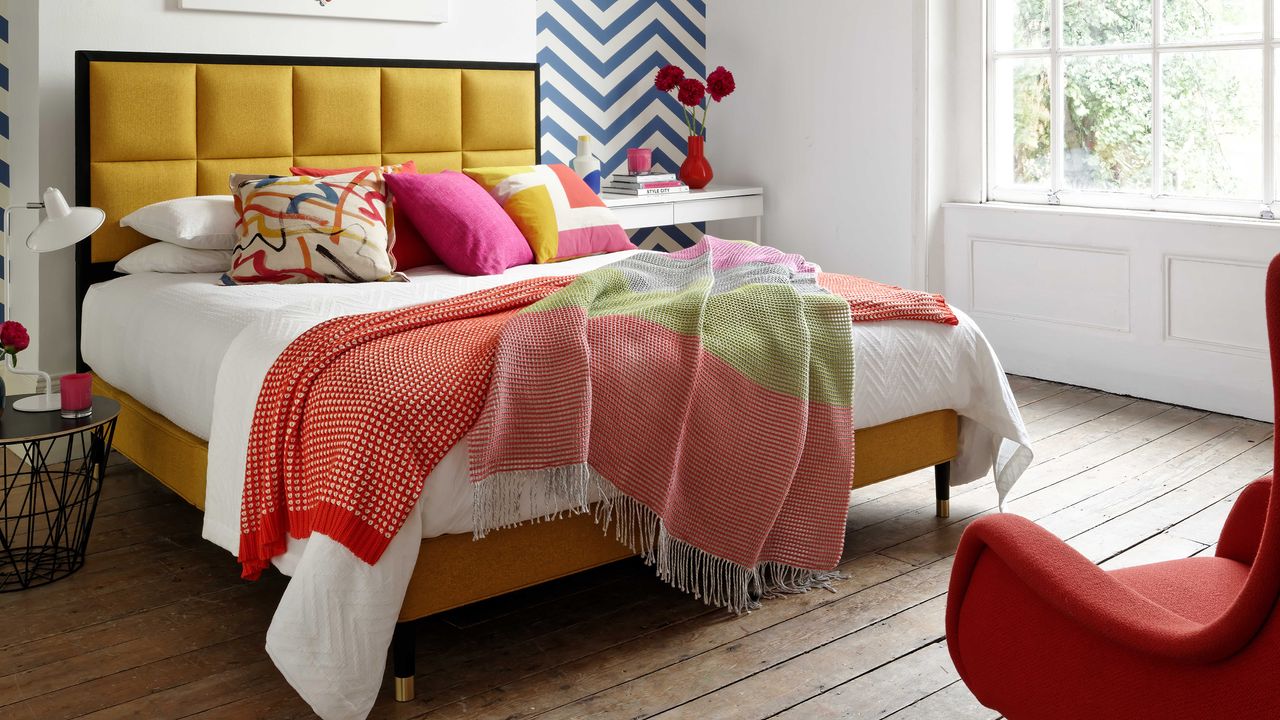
223 170 402 285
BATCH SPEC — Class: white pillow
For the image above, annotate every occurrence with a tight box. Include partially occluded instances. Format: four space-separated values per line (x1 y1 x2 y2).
120 196 237 250
114 242 232 275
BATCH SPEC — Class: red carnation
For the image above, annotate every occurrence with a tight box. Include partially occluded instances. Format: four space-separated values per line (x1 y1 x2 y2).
677 78 706 108
654 64 685 92
0 320 29 360
707 66 736 102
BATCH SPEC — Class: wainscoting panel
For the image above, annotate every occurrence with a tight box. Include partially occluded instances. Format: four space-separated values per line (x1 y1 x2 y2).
946 203 1280 421
536 0 706 251
1166 256 1268 355
971 238 1130 332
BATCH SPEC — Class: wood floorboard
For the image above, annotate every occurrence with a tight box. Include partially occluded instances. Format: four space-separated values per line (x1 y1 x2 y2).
882 680 999 720
0 376 1271 720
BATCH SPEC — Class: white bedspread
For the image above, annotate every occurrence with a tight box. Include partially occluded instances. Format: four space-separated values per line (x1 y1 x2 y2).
83 252 1032 720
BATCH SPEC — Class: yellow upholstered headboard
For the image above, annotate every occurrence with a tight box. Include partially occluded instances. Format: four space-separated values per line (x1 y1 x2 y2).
74 51 539 366
77 51 538 265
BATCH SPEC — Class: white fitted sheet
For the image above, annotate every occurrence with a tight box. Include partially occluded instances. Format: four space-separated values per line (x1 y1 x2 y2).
83 251 1031 550
83 253 642 442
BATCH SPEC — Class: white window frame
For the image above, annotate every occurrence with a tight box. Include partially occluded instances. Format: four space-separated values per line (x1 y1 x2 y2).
988 0 1279 219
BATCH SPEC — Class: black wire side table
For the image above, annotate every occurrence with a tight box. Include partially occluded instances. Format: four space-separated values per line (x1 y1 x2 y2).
0 395 120 592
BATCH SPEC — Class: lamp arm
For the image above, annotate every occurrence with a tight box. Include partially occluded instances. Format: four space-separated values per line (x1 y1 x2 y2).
4 353 52 399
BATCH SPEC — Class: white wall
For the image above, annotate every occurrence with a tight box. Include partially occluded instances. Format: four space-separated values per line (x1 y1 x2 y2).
3 0 41 392
706 0 920 288
17 0 535 378
920 0 984 294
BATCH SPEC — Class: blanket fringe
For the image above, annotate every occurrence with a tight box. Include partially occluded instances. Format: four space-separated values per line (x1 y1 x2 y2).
473 465 845 614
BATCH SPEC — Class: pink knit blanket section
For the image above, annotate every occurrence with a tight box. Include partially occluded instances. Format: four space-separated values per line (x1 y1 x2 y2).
468 238 957 611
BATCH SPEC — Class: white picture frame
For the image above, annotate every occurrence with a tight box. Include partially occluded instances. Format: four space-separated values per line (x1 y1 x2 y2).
179 0 448 24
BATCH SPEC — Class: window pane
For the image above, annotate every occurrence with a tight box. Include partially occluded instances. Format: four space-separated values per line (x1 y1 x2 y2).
1064 54 1153 192
993 57 1052 187
993 0 1050 50
1163 0 1262 42
1063 0 1153 47
1161 50 1263 199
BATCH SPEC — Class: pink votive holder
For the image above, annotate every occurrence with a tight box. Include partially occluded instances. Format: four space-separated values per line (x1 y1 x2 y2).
60 373 93 419
626 148 653 174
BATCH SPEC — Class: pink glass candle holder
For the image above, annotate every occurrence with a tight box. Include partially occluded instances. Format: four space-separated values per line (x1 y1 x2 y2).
626 148 653 175
60 373 93 419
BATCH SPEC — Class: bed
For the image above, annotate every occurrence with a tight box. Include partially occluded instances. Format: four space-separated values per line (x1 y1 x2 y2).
73 51 1031 716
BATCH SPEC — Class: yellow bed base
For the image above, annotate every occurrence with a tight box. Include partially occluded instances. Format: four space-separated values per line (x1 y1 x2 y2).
93 372 957 622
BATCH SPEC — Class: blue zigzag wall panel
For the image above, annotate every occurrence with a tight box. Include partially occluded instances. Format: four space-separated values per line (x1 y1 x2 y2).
537 0 706 252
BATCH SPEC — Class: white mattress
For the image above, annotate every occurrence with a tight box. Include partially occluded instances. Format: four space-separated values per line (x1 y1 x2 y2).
84 253 642 442
84 252 1029 549
86 251 984 442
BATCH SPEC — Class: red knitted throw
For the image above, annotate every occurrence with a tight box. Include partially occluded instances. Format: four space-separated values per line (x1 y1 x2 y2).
237 266 956 581
819 274 960 326
237 277 572 580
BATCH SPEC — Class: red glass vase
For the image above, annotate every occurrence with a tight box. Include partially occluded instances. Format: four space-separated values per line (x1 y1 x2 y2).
680 135 713 190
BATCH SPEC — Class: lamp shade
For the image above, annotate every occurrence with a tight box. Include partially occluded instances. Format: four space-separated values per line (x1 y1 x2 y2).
25 187 105 253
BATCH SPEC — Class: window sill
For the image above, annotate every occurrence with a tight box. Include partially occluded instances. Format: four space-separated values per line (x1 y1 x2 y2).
943 201 1280 232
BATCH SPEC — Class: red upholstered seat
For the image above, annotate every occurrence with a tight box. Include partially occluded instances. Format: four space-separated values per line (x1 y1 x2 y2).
945 255 1280 720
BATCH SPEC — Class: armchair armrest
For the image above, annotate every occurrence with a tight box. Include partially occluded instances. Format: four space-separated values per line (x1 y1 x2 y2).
1217 476 1273 564
948 513 1258 665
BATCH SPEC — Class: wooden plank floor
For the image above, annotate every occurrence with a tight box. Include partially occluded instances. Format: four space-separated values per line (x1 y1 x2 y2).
0 376 1272 719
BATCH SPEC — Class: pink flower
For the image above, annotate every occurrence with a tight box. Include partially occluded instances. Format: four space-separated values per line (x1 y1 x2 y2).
677 78 706 108
0 320 29 358
654 64 685 92
707 66 736 102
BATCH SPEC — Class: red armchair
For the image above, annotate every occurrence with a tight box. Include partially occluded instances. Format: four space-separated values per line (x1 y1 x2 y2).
945 255 1280 719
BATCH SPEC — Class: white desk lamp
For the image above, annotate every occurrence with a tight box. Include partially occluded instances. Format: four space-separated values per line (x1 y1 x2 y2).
4 187 105 412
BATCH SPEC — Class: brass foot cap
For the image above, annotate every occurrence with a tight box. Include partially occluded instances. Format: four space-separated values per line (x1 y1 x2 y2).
395 676 415 702
937 499 950 519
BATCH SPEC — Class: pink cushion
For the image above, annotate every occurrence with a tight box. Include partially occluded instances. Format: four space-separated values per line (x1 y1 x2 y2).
385 171 533 276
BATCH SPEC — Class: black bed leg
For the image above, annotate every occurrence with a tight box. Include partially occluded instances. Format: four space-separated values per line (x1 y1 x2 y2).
935 462 951 519
392 621 416 702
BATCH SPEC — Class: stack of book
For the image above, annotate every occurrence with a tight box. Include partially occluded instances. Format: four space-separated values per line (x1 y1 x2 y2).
603 172 690 196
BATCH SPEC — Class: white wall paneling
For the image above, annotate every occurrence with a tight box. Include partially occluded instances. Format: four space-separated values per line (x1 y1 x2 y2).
970 238 1131 332
946 202 1280 421
1165 257 1269 354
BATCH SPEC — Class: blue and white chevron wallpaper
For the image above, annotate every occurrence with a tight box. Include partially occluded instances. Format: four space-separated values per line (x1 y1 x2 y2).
537 0 706 251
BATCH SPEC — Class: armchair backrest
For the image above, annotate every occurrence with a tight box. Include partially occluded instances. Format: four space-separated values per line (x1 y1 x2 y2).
1182 255 1280 657
1261 255 1280 560
1222 253 1280 625
1273 256 1280 466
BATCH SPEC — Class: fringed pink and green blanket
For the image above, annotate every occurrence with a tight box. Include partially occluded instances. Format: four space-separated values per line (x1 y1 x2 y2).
469 238 955 611
240 237 957 609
